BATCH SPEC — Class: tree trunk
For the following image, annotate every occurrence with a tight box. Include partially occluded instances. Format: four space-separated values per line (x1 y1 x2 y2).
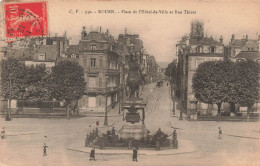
8 99 11 119
9 99 11 118
247 104 253 122
230 102 235 113
172 98 175 115
67 104 70 120
217 103 222 122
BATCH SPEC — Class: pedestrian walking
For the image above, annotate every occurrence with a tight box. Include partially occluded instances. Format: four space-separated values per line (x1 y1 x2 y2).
1 127 5 139
132 147 138 162
111 127 115 137
43 143 48 157
172 129 178 148
89 147 95 161
218 127 222 139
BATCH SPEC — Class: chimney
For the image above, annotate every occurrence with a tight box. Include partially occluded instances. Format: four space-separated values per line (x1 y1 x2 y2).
258 35 260 40
223 46 230 61
246 34 248 40
231 34 235 42
106 29 109 35
219 35 223 44
100 27 102 33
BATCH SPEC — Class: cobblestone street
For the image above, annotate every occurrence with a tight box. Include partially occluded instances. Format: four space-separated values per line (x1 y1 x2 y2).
0 83 259 166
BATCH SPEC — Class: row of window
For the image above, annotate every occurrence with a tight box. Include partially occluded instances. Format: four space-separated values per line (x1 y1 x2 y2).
191 45 223 54
88 76 118 88
236 58 260 64
189 58 205 70
82 96 102 108
81 95 116 108
82 57 118 69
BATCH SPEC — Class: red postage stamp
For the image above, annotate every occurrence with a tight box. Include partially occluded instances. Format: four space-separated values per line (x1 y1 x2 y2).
4 1 48 39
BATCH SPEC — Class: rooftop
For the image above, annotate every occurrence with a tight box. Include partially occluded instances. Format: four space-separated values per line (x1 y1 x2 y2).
187 53 224 57
190 37 221 45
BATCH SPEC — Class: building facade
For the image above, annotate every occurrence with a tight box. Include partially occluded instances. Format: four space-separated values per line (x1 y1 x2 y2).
6 35 69 71
77 27 120 113
230 34 260 57
177 21 225 117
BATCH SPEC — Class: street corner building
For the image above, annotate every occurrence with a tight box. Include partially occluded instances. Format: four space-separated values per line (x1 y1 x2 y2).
76 27 120 113
176 21 260 120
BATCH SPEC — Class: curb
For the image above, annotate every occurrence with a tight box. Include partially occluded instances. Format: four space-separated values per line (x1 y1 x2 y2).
66 147 197 156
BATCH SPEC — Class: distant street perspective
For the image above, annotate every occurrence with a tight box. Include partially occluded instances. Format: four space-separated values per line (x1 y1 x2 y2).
0 83 259 166
0 11 260 166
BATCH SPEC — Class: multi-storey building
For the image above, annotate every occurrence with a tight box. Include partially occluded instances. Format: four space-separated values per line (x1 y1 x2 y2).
6 35 69 71
230 34 260 57
77 27 120 113
176 21 226 117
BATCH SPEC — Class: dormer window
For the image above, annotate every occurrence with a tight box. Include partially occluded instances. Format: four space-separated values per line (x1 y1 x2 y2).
211 46 215 53
38 54 46 60
196 45 203 53
90 45 96 50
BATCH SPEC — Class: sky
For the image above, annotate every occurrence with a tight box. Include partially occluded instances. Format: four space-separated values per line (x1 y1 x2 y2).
7 0 260 66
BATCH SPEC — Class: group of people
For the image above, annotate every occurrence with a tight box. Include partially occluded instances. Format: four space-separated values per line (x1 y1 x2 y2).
85 128 99 147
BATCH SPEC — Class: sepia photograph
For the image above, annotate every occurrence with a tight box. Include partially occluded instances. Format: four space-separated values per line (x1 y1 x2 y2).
0 0 260 165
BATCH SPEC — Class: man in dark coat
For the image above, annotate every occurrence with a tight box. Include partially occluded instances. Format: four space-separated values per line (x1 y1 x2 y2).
219 127 222 139
132 147 138 162
89 148 95 161
172 130 178 148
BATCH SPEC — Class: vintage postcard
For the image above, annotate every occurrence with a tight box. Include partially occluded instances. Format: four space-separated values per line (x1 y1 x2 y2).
0 0 259 165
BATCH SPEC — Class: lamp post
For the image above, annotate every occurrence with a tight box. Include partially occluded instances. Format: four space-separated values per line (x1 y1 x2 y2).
6 76 12 121
179 105 183 120
171 88 176 115
104 76 108 126
179 99 183 120
118 62 122 114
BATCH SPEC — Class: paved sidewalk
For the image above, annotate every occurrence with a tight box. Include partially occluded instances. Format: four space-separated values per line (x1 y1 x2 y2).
66 139 196 155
